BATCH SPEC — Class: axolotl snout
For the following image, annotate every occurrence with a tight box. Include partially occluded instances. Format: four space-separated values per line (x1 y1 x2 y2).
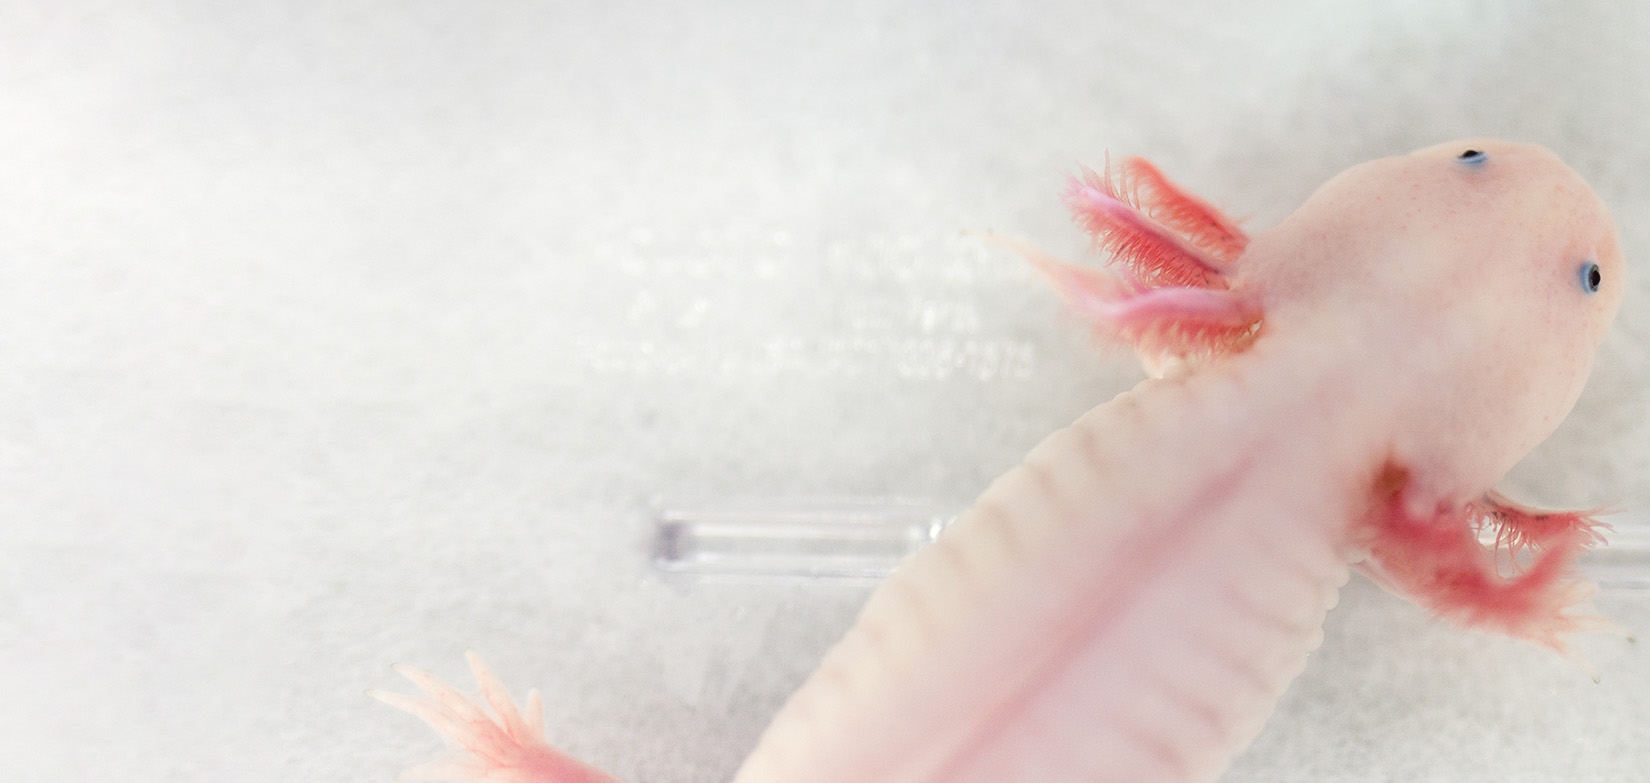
375 139 1625 783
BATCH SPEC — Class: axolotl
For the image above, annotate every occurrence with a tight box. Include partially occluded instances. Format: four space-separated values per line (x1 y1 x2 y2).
374 139 1626 783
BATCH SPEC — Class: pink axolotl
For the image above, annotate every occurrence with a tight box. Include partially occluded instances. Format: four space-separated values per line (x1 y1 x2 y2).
374 139 1625 783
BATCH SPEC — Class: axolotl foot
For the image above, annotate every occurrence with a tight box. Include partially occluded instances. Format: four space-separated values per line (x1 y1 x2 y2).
371 651 620 783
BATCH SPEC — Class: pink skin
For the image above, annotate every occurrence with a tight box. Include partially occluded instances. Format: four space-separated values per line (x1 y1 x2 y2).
376 139 1625 782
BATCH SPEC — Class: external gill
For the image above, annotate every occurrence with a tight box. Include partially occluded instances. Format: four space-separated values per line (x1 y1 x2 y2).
1064 168 1229 289
1355 471 1625 659
991 155 1260 365
1107 155 1250 263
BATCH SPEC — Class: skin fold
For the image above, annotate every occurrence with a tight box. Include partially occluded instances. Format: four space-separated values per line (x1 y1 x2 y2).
375 139 1625 783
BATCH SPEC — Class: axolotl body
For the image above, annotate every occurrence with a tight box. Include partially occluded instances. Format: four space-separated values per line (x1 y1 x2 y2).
376 139 1625 783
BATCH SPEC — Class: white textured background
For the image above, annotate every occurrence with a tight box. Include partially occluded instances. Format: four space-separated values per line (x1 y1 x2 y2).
1 2 1647 781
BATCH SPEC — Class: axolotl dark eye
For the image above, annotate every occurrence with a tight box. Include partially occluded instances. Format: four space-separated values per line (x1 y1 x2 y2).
1456 149 1486 164
1579 261 1602 294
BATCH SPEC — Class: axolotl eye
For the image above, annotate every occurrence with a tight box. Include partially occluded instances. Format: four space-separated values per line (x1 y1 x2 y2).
1579 261 1602 294
1456 149 1486 164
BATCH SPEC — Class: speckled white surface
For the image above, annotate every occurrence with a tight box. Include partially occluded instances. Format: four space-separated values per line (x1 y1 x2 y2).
1 2 1647 782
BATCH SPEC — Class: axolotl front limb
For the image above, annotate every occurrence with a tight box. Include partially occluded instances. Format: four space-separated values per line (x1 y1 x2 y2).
375 140 1626 783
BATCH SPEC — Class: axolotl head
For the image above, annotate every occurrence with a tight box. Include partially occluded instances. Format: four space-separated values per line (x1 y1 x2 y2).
1250 139 1624 504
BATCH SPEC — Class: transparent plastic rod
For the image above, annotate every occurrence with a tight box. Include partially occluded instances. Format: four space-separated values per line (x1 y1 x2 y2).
652 500 1650 591
651 499 951 581
1586 513 1650 591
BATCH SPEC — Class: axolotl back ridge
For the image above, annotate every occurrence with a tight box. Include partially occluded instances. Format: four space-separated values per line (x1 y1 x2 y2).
374 139 1626 783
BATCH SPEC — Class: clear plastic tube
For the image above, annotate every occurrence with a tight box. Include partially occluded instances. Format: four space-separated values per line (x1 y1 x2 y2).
1588 513 1650 591
651 498 950 581
652 500 1650 591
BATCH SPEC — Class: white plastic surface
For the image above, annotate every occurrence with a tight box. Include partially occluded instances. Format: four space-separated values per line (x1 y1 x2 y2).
1 3 1648 782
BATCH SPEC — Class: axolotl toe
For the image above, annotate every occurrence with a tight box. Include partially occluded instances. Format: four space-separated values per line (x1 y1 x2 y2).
375 139 1626 783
